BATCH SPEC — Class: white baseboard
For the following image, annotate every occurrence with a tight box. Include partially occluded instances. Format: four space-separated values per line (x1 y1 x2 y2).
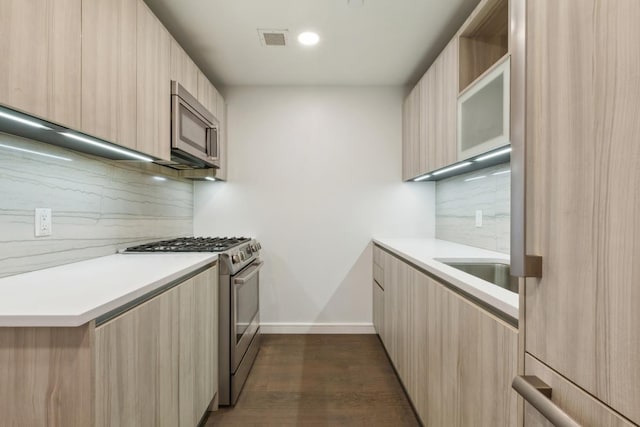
260 322 376 334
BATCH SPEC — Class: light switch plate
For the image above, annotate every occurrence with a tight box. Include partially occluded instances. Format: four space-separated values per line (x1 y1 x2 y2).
35 208 52 237
475 210 483 227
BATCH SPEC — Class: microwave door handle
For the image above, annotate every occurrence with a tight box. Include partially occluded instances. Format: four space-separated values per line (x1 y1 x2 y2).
206 127 218 159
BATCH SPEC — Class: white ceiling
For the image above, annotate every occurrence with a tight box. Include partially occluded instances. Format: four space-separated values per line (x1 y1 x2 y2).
145 0 480 87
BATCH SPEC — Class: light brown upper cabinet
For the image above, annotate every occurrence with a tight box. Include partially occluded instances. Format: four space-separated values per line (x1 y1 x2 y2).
458 0 508 93
401 84 421 180
0 0 81 129
457 56 510 160
214 95 228 181
197 70 218 118
170 38 199 97
136 0 170 161
402 0 512 181
456 0 510 161
419 39 458 173
514 0 640 425
403 33 458 181
81 0 137 150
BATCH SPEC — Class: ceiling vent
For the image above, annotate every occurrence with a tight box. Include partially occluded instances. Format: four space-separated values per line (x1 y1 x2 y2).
258 29 288 47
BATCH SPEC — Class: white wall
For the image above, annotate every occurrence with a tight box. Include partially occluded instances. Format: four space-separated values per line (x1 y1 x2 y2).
194 86 435 333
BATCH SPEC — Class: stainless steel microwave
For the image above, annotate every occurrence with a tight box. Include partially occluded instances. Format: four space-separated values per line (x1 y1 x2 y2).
164 81 220 169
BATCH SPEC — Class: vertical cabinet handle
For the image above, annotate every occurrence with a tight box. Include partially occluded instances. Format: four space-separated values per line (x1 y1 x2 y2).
512 376 582 427
510 0 543 278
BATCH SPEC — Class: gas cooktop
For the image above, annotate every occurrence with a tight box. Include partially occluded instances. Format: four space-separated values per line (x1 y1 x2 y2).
123 237 251 253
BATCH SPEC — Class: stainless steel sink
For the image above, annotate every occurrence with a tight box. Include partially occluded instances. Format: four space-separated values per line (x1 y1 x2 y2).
435 260 518 293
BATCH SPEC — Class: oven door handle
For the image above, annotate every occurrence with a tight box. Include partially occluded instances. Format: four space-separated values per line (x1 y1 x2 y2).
233 260 264 285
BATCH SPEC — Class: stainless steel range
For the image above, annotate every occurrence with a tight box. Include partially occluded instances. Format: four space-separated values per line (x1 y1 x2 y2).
124 236 263 406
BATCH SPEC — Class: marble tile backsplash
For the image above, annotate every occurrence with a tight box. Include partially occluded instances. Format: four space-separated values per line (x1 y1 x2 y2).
436 163 510 254
0 133 193 278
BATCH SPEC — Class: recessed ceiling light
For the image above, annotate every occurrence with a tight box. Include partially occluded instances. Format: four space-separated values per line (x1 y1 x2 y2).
298 31 319 46
153 176 166 181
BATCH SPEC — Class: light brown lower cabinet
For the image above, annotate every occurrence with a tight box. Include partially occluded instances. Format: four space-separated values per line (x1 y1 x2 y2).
383 249 410 381
0 325 93 427
523 355 634 427
96 265 218 427
178 267 218 426
372 280 384 339
0 263 218 427
94 282 181 427
373 245 518 426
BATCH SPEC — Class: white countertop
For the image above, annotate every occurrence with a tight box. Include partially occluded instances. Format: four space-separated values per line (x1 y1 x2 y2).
373 238 517 320
0 253 218 327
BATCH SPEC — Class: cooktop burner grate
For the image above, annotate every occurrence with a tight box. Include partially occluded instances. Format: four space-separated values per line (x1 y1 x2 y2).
124 237 251 253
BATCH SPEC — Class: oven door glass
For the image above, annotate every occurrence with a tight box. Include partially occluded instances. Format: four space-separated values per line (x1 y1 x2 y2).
236 276 258 343
231 260 262 372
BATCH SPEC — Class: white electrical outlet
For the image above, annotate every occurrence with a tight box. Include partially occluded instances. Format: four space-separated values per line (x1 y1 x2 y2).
35 208 52 237
475 210 483 227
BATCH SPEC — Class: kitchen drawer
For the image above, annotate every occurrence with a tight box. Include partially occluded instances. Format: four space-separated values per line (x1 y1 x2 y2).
372 280 384 338
373 245 383 267
521 354 634 427
373 263 384 289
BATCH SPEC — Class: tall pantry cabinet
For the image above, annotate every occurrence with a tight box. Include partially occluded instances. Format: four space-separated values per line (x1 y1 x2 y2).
513 0 640 425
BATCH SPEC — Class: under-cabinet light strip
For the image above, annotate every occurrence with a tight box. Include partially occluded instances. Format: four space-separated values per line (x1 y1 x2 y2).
59 132 153 162
413 174 431 182
475 147 512 162
432 161 473 176
0 143 72 161
0 110 52 130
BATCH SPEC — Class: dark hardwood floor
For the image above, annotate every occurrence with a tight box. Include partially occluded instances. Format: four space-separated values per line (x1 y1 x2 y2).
205 334 420 426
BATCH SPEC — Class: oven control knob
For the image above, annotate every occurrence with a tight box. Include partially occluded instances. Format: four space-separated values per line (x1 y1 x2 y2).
232 254 240 264
252 244 259 252
239 252 246 261
246 246 253 254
